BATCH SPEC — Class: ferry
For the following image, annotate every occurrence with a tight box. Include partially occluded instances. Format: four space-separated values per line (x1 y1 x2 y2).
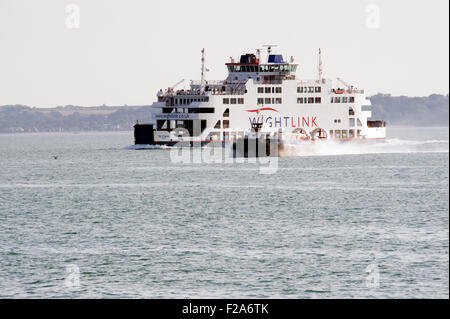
133 46 386 148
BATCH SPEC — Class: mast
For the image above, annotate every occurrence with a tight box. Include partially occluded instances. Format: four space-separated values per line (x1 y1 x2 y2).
200 48 206 93
318 48 323 81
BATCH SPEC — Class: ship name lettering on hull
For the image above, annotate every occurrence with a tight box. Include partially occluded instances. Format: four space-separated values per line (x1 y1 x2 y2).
249 116 318 128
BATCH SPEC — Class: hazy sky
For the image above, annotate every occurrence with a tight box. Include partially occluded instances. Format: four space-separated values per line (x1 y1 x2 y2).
0 0 448 107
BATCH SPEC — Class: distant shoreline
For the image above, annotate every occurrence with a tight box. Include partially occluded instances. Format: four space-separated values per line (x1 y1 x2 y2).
0 126 448 135
1 94 448 133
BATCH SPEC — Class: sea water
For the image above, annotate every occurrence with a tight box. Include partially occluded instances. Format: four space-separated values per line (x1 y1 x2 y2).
0 127 448 298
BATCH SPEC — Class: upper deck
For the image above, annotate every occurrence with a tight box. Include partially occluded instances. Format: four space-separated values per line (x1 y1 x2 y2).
156 50 299 102
155 48 367 108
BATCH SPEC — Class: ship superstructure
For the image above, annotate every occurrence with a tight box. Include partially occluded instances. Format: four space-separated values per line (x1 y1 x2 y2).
134 46 386 146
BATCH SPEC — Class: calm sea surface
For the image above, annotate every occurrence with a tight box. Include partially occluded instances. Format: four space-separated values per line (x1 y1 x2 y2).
0 127 448 298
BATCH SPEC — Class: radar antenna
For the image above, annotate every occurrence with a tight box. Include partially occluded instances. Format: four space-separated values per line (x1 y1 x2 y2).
262 44 277 55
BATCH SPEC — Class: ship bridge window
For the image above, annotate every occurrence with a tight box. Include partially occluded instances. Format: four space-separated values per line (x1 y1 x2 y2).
257 98 264 105
238 98 244 104
315 97 321 103
223 108 230 117
257 87 264 93
214 120 221 129
297 87 303 93
223 120 229 129
223 98 229 104
275 87 282 93
262 65 267 72
315 87 321 93
308 97 314 103
349 97 355 103
265 87 271 93
297 97 304 104
308 87 314 93
230 98 237 104
265 98 271 104
349 107 355 115
342 97 348 103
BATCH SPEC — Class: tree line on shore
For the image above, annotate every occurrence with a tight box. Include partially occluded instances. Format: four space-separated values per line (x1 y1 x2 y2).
0 94 448 133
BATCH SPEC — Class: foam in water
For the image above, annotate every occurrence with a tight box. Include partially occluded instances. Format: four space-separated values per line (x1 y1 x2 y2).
124 138 449 158
123 144 171 150
280 139 449 157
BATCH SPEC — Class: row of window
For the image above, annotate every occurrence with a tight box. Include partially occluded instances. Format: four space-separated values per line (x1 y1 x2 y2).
297 86 321 93
257 87 282 94
333 118 363 126
221 96 354 105
223 98 244 105
175 97 206 105
329 129 361 139
228 65 297 73
297 97 321 104
257 97 282 105
331 96 355 103
208 131 246 141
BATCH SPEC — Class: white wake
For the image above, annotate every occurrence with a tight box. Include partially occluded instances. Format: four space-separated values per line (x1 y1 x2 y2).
280 139 449 157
